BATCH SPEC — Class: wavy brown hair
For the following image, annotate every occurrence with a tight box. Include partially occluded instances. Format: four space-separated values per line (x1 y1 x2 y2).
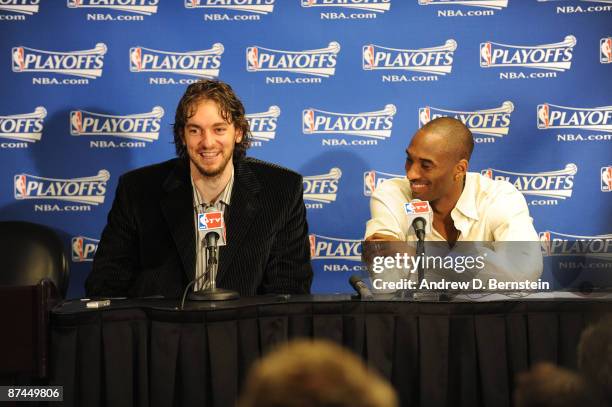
173 79 251 161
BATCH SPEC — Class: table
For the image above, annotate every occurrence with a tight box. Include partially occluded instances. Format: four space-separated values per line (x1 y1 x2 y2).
49 294 612 407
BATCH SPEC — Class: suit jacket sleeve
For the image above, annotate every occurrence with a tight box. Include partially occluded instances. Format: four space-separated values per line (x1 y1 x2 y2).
261 175 313 294
85 175 139 297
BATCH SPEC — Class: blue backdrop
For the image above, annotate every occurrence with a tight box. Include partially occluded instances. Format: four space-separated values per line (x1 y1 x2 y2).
0 0 610 298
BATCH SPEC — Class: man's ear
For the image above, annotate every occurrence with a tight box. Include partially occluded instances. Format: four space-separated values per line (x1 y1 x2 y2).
235 128 243 144
455 159 468 179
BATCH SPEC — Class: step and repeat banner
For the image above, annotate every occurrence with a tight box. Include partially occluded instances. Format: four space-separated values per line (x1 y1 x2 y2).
0 1 610 298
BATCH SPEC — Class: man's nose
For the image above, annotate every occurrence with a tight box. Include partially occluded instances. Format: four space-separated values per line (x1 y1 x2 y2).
406 163 420 180
200 130 215 148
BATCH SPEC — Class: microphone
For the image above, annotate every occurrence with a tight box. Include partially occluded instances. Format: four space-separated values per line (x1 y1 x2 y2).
404 199 433 241
187 206 239 302
349 275 373 299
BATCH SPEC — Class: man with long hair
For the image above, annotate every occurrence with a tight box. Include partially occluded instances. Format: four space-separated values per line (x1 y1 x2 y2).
86 80 312 298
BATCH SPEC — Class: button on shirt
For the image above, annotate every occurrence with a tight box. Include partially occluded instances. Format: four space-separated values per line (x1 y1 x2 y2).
365 173 543 282
192 170 234 291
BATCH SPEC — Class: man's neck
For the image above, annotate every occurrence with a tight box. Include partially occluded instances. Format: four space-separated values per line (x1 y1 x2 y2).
191 162 233 204
431 191 461 219
428 179 466 246
431 181 464 220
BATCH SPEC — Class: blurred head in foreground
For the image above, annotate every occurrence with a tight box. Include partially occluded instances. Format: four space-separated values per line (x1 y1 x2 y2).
513 362 606 407
578 316 612 405
238 339 398 407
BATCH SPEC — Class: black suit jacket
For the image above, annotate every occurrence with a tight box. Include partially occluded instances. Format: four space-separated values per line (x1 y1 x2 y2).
85 157 313 298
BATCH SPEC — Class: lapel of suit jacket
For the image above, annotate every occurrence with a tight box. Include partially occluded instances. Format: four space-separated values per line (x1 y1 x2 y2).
160 158 196 282
218 158 260 281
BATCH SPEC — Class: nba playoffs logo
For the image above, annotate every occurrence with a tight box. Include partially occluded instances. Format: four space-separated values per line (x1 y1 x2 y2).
481 164 577 203
67 0 159 15
480 35 576 71
72 236 99 262
186 0 275 14
537 104 612 134
303 168 342 209
301 0 391 12
602 166 612 192
0 107 46 144
309 234 362 261
246 106 280 143
14 170 109 205
601 38 612 64
539 231 612 258
363 39 456 75
0 0 40 15
12 43 107 79
363 170 403 196
419 101 514 139
418 0 507 10
247 42 340 77
70 107 164 142
130 44 224 78
303 104 396 142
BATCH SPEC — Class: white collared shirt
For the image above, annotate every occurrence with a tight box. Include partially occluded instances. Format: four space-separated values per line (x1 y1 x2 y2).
365 173 543 282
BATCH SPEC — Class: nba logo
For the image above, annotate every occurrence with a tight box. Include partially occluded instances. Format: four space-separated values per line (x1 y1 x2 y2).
363 45 374 69
480 42 492 67
537 104 550 129
419 107 431 127
14 175 27 199
303 110 315 133
363 171 376 196
71 111 83 134
539 231 552 256
130 47 142 72
602 166 612 192
12 47 25 72
247 47 259 70
601 38 612 64
198 213 208 230
72 237 85 261
308 234 316 258
481 169 493 179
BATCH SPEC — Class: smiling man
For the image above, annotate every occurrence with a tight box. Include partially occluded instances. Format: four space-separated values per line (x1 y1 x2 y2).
86 80 312 298
364 117 542 283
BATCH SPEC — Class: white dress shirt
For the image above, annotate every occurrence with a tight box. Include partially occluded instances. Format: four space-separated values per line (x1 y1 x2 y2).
365 173 543 283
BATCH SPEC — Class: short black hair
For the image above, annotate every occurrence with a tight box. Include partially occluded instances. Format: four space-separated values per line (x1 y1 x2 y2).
420 116 474 161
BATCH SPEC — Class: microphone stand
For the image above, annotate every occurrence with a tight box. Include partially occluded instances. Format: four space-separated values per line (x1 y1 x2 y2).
416 236 425 288
410 222 442 301
188 237 239 301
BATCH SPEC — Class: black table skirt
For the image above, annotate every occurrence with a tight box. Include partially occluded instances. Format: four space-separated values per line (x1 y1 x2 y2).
49 296 612 407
